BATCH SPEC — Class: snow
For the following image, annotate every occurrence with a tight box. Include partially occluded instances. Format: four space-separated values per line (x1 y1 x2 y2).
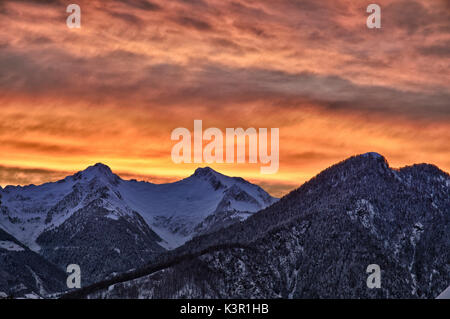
22 292 41 299
115 167 275 246
437 285 450 299
0 172 81 251
0 240 25 252
346 199 377 231
229 199 259 212
0 164 277 251
154 226 189 250
106 213 120 221
28 267 47 296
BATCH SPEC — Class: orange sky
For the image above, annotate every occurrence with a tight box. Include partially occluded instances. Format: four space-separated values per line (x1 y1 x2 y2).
0 0 449 197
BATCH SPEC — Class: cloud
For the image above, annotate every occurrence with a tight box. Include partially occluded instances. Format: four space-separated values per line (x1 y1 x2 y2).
124 0 162 11
0 165 68 187
172 15 214 31
384 0 450 35
0 0 449 194
417 42 450 57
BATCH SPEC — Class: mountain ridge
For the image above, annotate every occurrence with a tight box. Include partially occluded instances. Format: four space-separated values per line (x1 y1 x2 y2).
68 153 449 299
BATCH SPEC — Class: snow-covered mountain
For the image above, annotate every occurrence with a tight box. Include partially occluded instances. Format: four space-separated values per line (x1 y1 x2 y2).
119 166 277 247
0 164 277 284
78 153 449 299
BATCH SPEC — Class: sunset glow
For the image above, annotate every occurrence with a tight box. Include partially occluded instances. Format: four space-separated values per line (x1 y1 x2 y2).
0 0 449 197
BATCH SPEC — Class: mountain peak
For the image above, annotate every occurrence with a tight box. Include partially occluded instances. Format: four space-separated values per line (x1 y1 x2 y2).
360 152 384 159
72 163 120 185
349 152 389 166
85 163 114 176
193 167 219 177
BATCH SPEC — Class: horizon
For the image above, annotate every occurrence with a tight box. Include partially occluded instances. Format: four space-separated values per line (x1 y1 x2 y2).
1 152 448 198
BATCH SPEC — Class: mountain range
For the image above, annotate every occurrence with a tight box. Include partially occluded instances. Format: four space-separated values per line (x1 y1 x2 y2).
65 153 449 299
0 164 276 292
1 153 449 299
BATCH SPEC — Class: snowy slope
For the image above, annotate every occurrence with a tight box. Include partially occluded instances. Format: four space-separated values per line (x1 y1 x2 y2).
437 285 450 299
0 164 277 251
118 167 277 247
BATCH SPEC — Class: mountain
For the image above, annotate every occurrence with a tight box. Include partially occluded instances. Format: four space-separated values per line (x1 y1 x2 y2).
0 228 66 298
125 166 277 246
76 153 449 299
0 164 276 285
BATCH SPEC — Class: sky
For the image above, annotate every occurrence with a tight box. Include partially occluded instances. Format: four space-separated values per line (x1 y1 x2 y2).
0 0 449 197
